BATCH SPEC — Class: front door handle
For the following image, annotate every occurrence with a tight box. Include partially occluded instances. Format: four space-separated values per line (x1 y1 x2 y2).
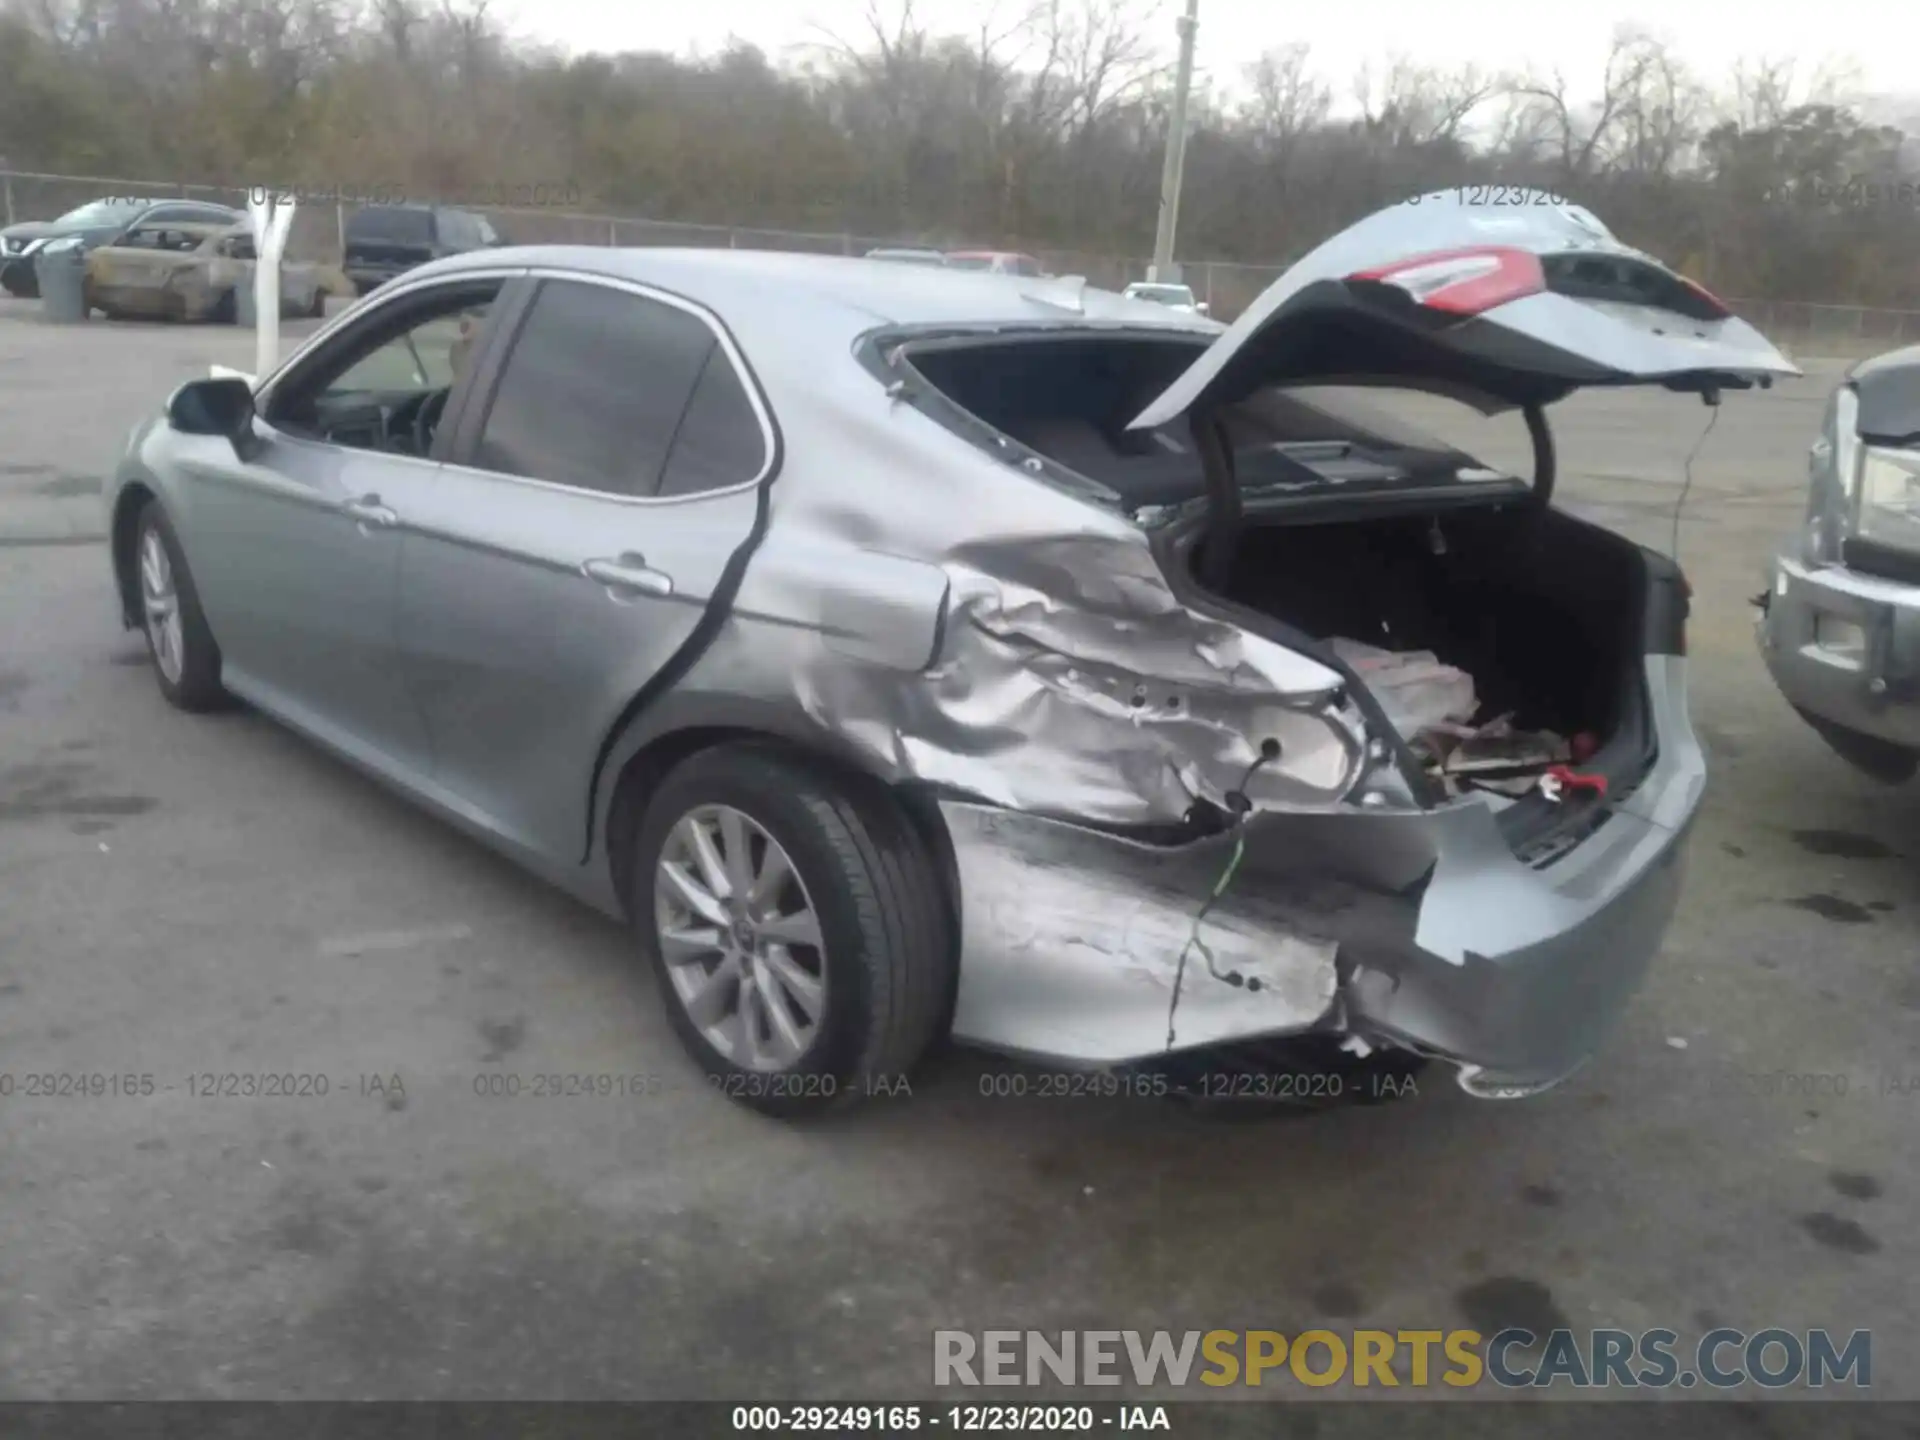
342 494 399 530
583 554 674 598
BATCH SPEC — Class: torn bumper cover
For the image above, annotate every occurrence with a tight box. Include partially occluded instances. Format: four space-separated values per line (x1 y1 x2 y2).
941 655 1701 1097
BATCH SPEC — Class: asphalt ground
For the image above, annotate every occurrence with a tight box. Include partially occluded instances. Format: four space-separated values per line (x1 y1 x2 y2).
0 295 1916 1420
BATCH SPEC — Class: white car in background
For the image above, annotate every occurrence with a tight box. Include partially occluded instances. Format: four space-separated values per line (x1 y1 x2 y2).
1124 280 1209 316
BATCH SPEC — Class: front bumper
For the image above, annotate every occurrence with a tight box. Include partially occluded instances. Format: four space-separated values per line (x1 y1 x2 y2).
1758 548 1920 750
942 655 1702 1096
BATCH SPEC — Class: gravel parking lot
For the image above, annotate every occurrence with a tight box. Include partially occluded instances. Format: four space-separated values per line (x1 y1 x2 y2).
1 297 1916 1411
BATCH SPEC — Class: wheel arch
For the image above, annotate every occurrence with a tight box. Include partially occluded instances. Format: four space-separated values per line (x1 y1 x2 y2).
597 703 961 940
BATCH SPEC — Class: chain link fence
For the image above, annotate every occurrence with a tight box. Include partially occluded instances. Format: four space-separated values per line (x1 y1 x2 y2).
4 169 1913 344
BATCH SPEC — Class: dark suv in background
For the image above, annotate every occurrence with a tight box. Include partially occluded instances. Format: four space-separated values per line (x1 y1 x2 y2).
342 204 503 295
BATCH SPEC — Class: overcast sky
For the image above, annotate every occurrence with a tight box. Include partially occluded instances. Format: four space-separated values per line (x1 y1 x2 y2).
485 0 1913 108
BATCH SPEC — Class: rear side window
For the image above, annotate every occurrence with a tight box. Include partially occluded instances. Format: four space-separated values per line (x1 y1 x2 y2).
472 279 717 497
657 347 767 495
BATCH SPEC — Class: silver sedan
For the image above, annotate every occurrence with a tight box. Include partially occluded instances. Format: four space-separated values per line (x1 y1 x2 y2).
107 193 1795 1115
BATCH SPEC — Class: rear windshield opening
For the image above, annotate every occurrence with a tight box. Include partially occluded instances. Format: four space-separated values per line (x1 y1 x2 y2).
347 207 436 245
904 335 1526 508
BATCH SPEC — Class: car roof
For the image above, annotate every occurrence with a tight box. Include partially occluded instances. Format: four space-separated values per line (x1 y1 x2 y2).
136 200 240 215
414 246 1216 338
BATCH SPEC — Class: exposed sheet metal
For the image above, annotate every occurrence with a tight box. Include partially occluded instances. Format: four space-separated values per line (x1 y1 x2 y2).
745 523 1368 826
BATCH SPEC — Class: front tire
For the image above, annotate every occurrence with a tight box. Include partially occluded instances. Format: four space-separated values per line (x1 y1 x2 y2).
134 500 229 712
631 745 953 1117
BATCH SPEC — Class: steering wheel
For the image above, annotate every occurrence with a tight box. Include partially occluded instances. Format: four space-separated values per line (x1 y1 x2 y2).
411 388 450 457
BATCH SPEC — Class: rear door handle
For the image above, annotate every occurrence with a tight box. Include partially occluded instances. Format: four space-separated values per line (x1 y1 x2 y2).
583 554 674 597
342 494 399 530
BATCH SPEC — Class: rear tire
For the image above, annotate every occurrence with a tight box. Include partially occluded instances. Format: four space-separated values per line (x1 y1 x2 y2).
134 499 229 712
630 744 953 1117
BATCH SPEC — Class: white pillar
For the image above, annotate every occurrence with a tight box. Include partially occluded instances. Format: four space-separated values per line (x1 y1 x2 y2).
247 192 298 378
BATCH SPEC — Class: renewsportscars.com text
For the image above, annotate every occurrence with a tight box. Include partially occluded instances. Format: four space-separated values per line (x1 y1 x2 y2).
933 1328 1870 1389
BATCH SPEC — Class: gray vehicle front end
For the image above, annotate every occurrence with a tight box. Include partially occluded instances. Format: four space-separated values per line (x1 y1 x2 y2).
1758 346 1920 783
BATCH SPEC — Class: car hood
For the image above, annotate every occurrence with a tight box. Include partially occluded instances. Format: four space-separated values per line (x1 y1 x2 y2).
1129 190 1798 430
1 221 67 245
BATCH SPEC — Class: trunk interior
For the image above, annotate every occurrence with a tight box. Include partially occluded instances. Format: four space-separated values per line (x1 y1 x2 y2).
1199 502 1652 763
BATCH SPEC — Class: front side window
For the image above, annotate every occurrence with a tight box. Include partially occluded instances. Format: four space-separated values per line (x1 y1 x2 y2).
268 281 501 454
470 279 721 497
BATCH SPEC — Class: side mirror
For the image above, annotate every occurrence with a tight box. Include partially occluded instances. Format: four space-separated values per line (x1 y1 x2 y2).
167 376 262 461
1195 301 1211 316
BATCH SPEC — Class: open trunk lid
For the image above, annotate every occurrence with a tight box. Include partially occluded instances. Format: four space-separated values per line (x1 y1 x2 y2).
1129 190 1797 431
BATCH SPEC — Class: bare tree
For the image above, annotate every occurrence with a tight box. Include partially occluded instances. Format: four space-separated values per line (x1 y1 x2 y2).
1352 57 1497 147
1241 43 1329 150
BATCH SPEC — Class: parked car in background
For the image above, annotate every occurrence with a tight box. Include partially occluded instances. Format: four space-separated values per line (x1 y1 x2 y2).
862 247 947 267
110 193 1792 1118
85 221 337 323
1 197 245 298
1758 342 1920 783
342 204 504 296
944 250 1047 276
1123 280 1209 316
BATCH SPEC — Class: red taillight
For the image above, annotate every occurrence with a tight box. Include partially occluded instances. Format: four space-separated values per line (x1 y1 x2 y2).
1349 246 1546 316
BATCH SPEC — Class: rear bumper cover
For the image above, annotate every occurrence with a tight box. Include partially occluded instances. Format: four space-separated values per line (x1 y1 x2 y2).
1759 548 1920 749
943 655 1701 1095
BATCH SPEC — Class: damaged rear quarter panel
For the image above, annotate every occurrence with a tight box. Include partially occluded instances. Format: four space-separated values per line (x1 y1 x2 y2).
630 357 1371 830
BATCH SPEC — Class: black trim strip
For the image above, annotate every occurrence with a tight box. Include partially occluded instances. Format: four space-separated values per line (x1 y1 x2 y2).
1844 536 1920 587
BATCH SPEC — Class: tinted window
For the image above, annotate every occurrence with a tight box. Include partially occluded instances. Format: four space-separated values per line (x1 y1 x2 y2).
440 211 476 247
347 207 435 244
473 280 716 497
658 347 766 495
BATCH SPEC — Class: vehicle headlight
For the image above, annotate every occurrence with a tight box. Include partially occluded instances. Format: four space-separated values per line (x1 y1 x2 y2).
1855 446 1920 555
40 236 81 254
1803 386 1858 565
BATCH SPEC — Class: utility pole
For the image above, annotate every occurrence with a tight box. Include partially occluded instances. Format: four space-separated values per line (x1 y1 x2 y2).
1148 0 1199 282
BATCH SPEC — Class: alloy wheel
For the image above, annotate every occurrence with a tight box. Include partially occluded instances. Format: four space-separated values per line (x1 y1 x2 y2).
653 804 828 1071
139 525 185 685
